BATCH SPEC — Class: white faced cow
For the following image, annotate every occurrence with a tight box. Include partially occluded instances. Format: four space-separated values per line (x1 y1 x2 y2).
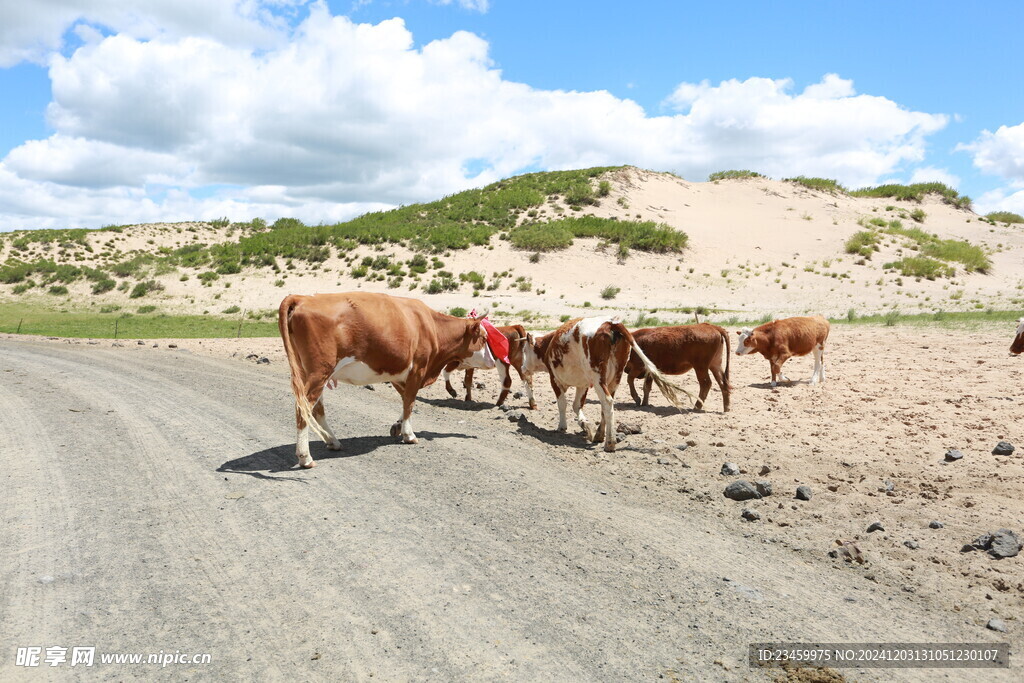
532 316 691 452
735 315 830 387
279 292 486 468
442 323 533 407
1012 318 1024 356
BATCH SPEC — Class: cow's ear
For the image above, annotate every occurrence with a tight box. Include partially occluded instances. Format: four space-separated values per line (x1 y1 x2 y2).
735 330 741 335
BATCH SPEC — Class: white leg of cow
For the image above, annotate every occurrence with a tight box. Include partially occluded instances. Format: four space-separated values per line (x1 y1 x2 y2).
573 386 594 441
524 372 537 410
595 385 616 452
556 390 569 432
494 363 510 405
818 344 827 382
315 414 342 450
810 347 823 385
295 423 314 469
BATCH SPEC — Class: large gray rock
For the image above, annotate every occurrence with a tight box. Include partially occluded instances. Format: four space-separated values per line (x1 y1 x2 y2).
754 481 773 497
966 529 1022 558
795 485 813 501
720 462 740 476
724 481 761 501
993 441 1015 456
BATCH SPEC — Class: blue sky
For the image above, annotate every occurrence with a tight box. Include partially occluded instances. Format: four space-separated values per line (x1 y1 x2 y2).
1 0 1023 230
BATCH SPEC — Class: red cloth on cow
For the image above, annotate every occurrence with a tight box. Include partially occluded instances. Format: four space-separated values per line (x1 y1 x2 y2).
469 310 509 364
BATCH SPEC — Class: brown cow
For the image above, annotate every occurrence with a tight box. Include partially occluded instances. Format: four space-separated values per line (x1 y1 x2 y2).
442 324 534 407
625 323 732 411
533 316 691 452
735 316 830 387
279 292 486 468
1012 318 1024 356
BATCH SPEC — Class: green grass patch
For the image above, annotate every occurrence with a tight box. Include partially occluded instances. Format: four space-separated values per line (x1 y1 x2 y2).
851 182 972 209
708 170 764 181
785 176 846 194
844 231 880 258
0 303 278 339
986 211 1024 224
882 257 955 280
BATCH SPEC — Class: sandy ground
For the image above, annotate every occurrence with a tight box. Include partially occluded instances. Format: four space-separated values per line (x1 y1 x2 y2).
3 169 1022 327
2 322 1020 681
0 335 1020 681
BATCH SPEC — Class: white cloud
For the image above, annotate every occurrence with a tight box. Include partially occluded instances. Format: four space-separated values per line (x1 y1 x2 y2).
430 0 490 11
908 166 960 189
959 121 1024 180
0 0 293 67
0 10 951 229
974 182 1024 216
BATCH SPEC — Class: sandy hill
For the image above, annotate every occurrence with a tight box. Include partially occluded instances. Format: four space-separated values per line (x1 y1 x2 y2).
1 166 1022 328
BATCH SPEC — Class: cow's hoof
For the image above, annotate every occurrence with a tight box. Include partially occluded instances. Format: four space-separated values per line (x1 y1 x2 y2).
390 423 401 438
529 402 537 410
403 437 418 444
326 441 342 451
604 442 616 453
298 458 316 469
693 400 704 411
557 425 568 433
445 388 457 399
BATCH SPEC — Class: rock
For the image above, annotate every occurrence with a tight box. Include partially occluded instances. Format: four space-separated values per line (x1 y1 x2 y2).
883 480 895 492
993 441 1015 456
474 381 486 389
137 340 145 345
168 343 178 349
499 404 513 412
723 481 761 501
944 448 964 462
795 485 813 501
245 353 258 359
616 422 642 435
741 509 761 522
903 540 920 550
758 465 771 476
720 462 740 476
867 521 885 533
929 521 944 529
987 618 1008 633
111 342 123 347
754 481 773 497
675 443 690 452
256 357 270 364
505 410 524 422
989 529 1022 558
513 391 524 399
656 458 672 465
362 385 375 391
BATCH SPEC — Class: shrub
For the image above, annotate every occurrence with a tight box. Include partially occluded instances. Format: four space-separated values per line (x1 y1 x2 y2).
883 257 954 280
564 182 596 206
137 305 157 314
846 308 857 322
708 170 763 181
426 274 457 294
785 176 846 194
529 252 541 263
48 285 69 295
597 180 611 197
100 304 121 313
91 278 116 294
909 208 926 223
851 182 971 209
510 223 574 251
449 306 468 318
600 285 621 300
222 305 241 314
985 211 1024 224
274 279 285 287
845 231 880 258
129 280 163 298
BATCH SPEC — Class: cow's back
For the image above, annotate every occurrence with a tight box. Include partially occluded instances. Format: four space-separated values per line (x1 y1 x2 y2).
766 316 829 355
628 324 726 374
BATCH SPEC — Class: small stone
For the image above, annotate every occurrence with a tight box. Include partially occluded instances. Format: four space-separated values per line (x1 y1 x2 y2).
616 422 642 435
929 521 944 529
903 540 920 550
111 342 123 347
474 381 486 389
363 385 375 391
137 340 145 345
754 481 773 497
168 343 178 348
245 353 258 359
152 343 158 348
720 462 740 476
257 357 270 364
883 480 895 492
945 449 964 462
741 509 761 522
724 481 761 501
987 618 1008 633
656 458 672 465
758 465 771 476
795 485 813 501
675 443 690 452
513 391 524 399
993 441 1015 456
505 410 524 422
867 521 885 533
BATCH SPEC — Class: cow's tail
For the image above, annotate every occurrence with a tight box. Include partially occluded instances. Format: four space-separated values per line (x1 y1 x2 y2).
720 326 732 389
279 296 330 441
614 323 696 410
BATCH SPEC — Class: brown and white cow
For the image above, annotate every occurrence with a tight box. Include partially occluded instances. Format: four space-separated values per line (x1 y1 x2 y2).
625 323 732 411
442 324 534 407
279 292 487 468
532 316 691 452
735 315 830 387
1012 318 1024 356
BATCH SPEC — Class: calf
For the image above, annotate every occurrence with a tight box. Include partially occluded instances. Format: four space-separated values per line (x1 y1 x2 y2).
625 323 732 411
1012 318 1024 356
279 292 486 468
442 324 532 407
735 316 830 387
534 316 691 452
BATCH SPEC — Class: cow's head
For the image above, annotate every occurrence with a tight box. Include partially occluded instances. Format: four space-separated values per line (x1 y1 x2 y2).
461 318 487 355
735 327 760 355
521 332 550 374
1011 317 1024 356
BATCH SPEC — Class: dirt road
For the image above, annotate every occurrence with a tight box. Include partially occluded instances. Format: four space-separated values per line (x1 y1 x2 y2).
0 340 1015 680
